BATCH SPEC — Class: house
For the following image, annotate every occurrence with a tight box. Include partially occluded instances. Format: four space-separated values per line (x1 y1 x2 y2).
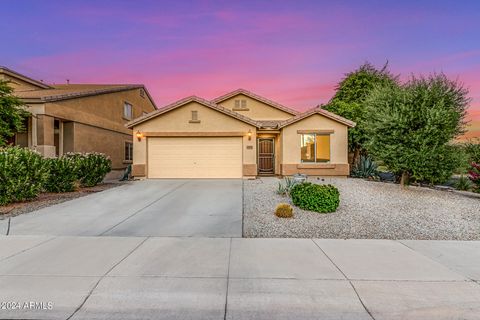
0 66 157 177
127 89 355 179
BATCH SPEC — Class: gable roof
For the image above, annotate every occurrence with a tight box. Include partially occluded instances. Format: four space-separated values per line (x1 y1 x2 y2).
17 84 156 106
126 95 259 128
212 88 300 116
278 106 356 128
0 66 53 90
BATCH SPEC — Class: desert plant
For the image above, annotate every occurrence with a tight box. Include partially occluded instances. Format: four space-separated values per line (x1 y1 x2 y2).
454 175 472 191
43 157 79 192
274 203 294 218
351 155 378 179
276 177 299 196
468 162 480 192
0 146 49 205
66 152 111 187
290 182 340 213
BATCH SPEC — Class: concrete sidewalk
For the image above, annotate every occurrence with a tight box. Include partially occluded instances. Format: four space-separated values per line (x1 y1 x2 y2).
0 236 479 320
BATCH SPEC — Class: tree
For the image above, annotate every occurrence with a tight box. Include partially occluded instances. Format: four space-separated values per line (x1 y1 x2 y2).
0 80 29 146
363 74 469 186
323 62 399 164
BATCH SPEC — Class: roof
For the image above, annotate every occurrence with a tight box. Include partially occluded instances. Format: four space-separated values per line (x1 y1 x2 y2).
278 106 356 128
17 84 143 102
126 95 259 128
212 88 300 116
1 67 158 109
0 66 52 89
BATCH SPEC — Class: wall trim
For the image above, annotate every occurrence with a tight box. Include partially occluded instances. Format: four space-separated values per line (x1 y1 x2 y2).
144 131 246 137
296 129 334 134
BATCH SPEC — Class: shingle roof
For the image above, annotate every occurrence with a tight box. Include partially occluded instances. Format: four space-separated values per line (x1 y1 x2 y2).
212 88 300 116
278 106 356 128
0 66 52 89
126 95 259 128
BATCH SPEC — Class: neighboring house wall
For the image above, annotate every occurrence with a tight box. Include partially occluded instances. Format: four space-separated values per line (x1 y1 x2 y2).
218 94 293 120
0 73 45 91
132 101 257 177
281 114 349 176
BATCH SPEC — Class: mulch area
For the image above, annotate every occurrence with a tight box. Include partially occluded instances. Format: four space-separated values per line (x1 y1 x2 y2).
0 182 123 219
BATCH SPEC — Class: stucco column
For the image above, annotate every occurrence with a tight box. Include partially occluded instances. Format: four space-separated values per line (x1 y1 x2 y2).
36 114 56 157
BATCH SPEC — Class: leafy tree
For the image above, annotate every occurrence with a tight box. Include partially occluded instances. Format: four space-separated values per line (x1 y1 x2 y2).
324 62 399 164
363 74 469 186
0 80 29 146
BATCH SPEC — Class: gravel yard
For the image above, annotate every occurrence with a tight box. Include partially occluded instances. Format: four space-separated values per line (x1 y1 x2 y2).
243 177 480 240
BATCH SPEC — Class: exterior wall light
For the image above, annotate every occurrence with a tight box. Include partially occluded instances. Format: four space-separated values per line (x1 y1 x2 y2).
136 131 143 141
247 129 252 141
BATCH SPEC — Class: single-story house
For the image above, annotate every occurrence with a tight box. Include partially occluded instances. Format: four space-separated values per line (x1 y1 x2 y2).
0 66 157 177
126 89 355 179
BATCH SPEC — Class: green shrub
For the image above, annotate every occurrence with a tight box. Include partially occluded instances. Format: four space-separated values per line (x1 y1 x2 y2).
463 139 480 163
351 155 378 179
454 175 472 191
66 152 112 187
274 203 294 218
290 182 340 213
44 157 78 192
0 146 48 205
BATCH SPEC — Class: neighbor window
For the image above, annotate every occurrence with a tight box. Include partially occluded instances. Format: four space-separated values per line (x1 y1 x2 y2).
234 99 247 109
300 133 330 163
234 99 240 108
123 102 133 120
125 142 133 161
241 99 247 108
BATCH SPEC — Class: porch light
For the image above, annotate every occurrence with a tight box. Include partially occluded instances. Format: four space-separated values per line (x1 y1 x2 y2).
247 129 252 140
136 131 143 141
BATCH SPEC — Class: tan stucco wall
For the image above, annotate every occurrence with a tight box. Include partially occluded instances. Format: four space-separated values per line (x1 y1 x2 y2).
45 88 155 135
281 114 349 176
132 101 257 177
73 122 131 170
23 88 156 168
218 94 293 120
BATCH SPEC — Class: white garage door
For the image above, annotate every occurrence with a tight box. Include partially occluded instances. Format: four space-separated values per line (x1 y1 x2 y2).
147 137 243 178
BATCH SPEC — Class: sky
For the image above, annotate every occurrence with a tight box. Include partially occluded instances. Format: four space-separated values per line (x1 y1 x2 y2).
1 0 479 138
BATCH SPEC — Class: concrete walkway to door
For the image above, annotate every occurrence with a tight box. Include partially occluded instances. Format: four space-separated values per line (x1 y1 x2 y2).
4 179 242 237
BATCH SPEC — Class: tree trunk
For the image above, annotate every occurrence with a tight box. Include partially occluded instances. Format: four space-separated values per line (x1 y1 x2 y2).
400 171 409 188
352 148 361 167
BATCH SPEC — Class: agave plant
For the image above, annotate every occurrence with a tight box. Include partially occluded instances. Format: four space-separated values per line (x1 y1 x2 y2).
276 177 300 196
351 155 379 179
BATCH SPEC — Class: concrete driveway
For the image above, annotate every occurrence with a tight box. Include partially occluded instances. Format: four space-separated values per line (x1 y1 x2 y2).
5 179 242 237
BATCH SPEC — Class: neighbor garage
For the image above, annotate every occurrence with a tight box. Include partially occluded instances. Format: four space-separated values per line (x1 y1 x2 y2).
147 137 243 178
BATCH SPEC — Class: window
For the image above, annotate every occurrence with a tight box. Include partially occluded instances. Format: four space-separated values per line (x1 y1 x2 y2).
125 142 133 161
123 102 133 120
192 110 198 121
234 99 240 108
234 99 247 109
241 99 247 108
300 133 330 163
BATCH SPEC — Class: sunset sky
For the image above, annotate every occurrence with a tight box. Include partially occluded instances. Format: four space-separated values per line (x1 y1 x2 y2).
2 0 479 137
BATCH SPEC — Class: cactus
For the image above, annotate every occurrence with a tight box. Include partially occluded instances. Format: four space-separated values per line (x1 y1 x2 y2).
275 203 294 218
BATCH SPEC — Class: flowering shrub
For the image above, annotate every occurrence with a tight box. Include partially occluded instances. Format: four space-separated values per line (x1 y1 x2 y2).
0 147 48 205
468 162 480 192
65 152 112 187
43 157 79 192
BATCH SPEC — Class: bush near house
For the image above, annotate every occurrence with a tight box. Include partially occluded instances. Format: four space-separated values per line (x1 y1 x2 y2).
0 146 48 205
43 157 79 193
468 162 480 192
351 155 379 179
65 152 112 187
290 182 340 213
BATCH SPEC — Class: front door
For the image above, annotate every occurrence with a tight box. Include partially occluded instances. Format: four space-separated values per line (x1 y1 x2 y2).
258 138 275 174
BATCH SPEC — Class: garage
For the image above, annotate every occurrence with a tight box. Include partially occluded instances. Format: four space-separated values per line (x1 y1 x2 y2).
147 137 243 178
